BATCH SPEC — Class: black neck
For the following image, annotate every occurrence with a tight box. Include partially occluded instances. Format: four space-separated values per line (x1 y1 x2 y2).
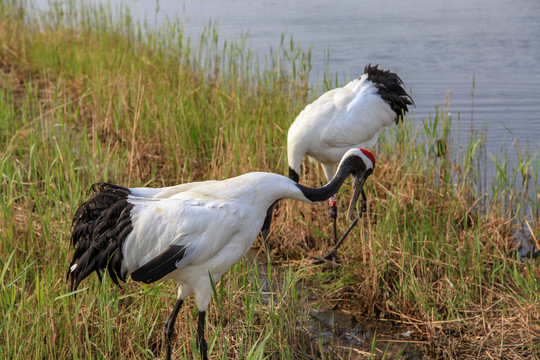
295 156 365 203
288 167 300 183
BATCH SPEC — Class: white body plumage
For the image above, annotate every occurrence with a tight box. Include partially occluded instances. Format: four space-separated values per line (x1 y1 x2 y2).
122 173 305 308
288 65 412 183
272 65 412 260
67 148 375 360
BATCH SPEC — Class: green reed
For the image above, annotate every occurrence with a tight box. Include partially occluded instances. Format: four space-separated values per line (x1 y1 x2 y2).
1 1 538 359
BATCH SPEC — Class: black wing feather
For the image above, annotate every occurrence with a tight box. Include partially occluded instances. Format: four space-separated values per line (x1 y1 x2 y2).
131 245 187 284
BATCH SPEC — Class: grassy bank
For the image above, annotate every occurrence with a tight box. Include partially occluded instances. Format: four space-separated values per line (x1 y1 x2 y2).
1 1 539 359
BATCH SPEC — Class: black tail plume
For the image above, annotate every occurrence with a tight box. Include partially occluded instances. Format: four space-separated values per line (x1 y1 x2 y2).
68 182 133 291
364 64 414 122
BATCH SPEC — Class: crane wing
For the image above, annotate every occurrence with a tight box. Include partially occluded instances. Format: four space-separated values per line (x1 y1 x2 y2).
123 194 245 282
319 86 395 149
130 244 187 284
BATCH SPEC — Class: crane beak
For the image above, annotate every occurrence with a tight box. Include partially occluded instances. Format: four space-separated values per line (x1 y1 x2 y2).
347 176 365 221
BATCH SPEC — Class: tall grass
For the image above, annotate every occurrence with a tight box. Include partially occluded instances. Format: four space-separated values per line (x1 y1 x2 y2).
1 1 539 359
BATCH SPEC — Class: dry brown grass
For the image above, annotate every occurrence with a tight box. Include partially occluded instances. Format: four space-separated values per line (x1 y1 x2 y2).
1 6 539 359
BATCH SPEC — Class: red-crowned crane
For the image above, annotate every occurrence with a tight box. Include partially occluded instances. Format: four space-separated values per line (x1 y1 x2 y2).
263 64 412 262
67 147 375 360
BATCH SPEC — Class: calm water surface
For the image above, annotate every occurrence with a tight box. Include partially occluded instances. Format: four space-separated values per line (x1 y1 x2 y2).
131 0 540 156
37 0 540 160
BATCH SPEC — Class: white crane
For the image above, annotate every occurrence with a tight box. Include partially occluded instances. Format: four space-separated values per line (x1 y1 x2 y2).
67 147 375 360
263 64 413 261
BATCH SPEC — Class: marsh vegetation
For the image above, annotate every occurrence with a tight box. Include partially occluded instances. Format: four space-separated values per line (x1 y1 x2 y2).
1 1 539 359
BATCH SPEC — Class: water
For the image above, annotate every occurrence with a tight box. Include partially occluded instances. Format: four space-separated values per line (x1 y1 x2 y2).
35 0 540 156
118 0 540 153
248 250 424 358
121 0 539 251
308 306 423 359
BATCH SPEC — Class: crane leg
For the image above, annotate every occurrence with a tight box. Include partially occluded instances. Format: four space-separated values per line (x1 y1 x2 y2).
331 205 338 244
317 190 367 263
164 298 184 360
329 195 338 244
196 311 208 360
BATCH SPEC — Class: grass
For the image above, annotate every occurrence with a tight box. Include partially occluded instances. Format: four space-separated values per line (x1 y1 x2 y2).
1 1 539 359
